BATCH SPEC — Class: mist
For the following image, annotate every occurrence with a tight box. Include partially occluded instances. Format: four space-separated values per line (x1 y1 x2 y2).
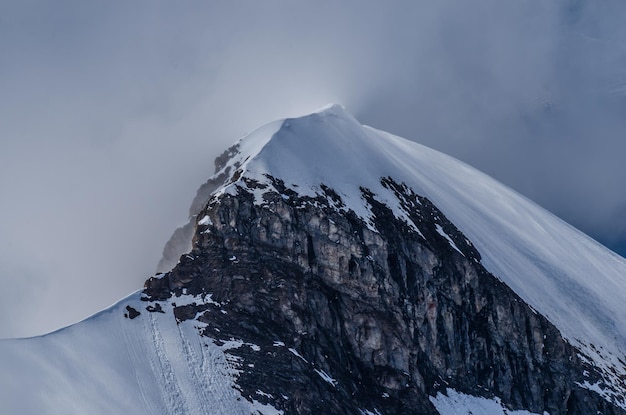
1 0 625 338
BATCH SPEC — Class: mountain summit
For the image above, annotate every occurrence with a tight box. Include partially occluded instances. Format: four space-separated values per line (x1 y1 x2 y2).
2 106 626 414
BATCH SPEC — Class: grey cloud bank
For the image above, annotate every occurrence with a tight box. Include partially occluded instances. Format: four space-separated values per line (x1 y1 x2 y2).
1 0 625 338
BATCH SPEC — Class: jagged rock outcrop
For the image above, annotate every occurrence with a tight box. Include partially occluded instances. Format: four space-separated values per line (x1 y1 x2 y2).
156 144 241 273
144 175 624 414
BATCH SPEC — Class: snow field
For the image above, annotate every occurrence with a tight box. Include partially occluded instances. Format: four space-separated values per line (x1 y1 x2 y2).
0 292 281 415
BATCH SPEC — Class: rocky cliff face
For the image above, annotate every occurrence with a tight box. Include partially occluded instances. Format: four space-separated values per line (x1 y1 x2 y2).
144 174 624 414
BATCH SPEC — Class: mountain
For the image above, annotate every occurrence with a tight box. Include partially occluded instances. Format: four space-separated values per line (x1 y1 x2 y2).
2 105 626 414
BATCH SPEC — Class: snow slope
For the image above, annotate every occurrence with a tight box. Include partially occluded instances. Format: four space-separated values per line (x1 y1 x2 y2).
430 389 547 415
0 292 282 415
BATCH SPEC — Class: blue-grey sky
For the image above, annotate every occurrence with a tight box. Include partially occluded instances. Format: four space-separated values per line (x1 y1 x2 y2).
1 0 625 338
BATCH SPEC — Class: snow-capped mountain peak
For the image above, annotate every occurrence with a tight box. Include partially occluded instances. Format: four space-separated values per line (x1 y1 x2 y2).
199 104 626 406
218 104 626 356
2 106 626 414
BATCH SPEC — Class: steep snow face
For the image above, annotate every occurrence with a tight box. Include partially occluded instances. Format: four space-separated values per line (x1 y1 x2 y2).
214 104 626 390
430 389 547 415
0 293 282 415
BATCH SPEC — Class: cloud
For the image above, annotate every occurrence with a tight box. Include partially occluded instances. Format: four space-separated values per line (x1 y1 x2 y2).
353 0 626 249
1 0 625 337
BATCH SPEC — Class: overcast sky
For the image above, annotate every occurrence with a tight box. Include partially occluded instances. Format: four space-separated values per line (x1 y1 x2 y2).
1 0 625 338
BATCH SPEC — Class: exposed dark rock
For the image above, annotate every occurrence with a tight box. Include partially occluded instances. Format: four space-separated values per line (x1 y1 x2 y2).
125 305 141 320
143 176 625 414
145 303 164 313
